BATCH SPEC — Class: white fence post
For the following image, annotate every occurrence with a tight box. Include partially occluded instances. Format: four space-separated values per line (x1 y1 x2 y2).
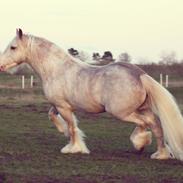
160 73 163 85
30 75 34 88
22 75 25 89
165 75 169 88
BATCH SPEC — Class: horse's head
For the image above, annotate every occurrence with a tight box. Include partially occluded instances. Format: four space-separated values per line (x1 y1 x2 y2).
0 28 28 71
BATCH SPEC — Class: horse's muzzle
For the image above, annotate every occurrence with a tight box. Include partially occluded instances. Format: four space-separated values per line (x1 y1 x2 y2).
0 65 5 72
0 63 19 71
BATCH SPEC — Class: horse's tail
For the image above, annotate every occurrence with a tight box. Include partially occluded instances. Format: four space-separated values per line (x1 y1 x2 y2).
140 74 183 161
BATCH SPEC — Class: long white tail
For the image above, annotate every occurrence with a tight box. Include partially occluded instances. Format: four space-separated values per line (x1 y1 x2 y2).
141 74 183 161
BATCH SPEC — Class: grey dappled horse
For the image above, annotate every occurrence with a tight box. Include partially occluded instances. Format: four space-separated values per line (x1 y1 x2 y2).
1 29 183 161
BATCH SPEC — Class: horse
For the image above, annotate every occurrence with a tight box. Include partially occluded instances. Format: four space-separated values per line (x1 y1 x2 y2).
1 28 183 161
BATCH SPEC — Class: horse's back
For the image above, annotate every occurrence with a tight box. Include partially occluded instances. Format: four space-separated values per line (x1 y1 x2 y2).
91 63 147 117
103 62 145 78
61 62 147 116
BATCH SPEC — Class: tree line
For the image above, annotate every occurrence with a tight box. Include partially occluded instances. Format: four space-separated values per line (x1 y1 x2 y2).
68 48 183 65
68 48 131 64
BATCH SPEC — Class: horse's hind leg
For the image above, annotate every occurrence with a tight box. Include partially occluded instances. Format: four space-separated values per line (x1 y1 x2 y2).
148 116 172 159
123 110 171 159
123 113 152 152
56 107 90 154
140 110 172 159
130 126 152 152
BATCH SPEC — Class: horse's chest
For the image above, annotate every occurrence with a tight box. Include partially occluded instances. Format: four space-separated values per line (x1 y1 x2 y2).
43 81 64 103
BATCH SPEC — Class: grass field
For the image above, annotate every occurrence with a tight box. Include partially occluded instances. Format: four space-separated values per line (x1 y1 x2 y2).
0 73 183 183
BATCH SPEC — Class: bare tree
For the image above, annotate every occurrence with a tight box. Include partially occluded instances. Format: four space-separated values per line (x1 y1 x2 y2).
102 51 114 61
68 48 79 56
116 52 131 63
159 51 178 65
92 53 101 61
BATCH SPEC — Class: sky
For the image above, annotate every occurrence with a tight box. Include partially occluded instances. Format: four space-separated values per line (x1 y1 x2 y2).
0 0 183 63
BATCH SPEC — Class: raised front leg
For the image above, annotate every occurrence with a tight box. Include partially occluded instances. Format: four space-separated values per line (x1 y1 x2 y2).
48 106 68 136
56 107 90 154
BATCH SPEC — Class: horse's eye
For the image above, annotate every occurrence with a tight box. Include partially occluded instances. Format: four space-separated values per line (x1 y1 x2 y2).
10 46 17 50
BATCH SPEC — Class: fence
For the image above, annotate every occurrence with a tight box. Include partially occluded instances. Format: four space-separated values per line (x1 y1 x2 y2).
21 74 168 89
21 75 34 89
159 73 169 88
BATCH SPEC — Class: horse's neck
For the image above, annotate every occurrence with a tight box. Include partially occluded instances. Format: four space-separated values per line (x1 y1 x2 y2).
27 37 84 82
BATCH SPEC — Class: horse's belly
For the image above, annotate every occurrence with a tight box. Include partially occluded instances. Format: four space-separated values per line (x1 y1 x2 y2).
71 97 105 113
80 107 104 113
101 80 146 117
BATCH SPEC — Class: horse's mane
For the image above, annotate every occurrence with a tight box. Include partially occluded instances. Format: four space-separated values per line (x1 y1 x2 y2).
26 34 93 67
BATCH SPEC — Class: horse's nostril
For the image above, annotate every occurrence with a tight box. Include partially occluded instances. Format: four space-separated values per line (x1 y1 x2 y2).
0 66 5 71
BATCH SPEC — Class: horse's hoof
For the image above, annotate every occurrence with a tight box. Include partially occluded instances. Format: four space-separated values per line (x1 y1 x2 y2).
150 148 173 160
151 153 169 160
80 148 90 154
69 144 90 154
151 151 159 159
61 143 90 154
61 144 72 154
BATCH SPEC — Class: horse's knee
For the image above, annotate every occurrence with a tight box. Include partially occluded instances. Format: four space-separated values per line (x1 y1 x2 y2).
48 107 69 135
48 106 58 120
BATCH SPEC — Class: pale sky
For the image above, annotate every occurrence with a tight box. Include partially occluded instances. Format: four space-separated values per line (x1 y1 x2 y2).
0 0 183 63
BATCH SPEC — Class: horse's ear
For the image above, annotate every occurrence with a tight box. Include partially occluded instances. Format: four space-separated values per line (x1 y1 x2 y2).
16 28 23 39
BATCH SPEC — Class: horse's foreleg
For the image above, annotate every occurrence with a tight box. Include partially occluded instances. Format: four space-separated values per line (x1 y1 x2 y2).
48 106 69 136
56 107 90 154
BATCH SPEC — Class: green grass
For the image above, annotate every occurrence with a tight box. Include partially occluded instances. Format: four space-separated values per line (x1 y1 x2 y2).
0 73 183 182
